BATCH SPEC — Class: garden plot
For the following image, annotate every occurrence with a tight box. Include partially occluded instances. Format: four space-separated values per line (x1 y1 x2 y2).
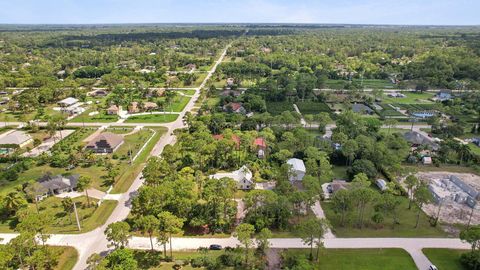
415 171 480 225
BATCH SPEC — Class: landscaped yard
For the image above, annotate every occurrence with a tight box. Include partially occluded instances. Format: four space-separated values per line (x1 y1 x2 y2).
423 249 468 270
284 248 417 270
125 114 179 123
0 196 117 233
322 195 448 238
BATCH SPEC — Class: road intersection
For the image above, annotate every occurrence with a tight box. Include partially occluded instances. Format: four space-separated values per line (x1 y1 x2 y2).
0 43 470 270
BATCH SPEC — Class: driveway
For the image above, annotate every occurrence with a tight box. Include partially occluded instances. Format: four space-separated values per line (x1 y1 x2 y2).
22 130 75 157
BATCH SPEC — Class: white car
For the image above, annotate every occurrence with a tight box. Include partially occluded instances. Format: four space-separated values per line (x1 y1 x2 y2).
429 265 438 270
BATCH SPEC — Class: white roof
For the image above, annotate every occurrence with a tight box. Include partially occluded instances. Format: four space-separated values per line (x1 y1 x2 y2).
210 165 253 184
287 158 306 172
0 130 32 145
58 97 78 106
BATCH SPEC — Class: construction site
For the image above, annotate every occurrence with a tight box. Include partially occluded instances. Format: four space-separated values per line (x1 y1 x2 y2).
415 171 480 225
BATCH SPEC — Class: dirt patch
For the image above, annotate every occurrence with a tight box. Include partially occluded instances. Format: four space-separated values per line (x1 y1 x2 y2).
413 171 480 225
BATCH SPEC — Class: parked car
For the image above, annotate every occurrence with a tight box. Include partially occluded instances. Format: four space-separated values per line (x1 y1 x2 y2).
209 244 222 250
429 265 438 270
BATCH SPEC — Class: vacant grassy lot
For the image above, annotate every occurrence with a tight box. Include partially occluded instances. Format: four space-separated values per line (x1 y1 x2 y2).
70 111 119 123
0 196 117 233
111 127 167 193
132 250 223 270
296 101 331 115
284 249 416 270
322 195 448 238
423 249 468 270
125 114 178 123
266 101 294 115
382 92 435 104
469 143 480 156
53 246 79 270
324 79 394 89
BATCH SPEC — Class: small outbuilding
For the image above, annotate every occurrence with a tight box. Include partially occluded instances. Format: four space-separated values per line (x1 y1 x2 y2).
376 179 388 192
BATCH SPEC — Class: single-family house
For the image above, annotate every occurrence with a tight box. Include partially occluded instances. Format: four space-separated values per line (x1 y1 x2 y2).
352 103 374 115
107 105 120 115
422 156 433 165
436 90 453 101
58 97 78 107
128 102 140 114
212 134 241 149
226 78 235 87
253 137 267 158
403 131 439 151
210 165 254 190
89 89 108 97
287 158 306 182
37 174 80 199
144 102 158 111
85 132 124 153
223 102 246 114
375 179 388 192
0 91 8 95
411 111 436 119
472 138 480 147
388 93 406 98
0 130 33 150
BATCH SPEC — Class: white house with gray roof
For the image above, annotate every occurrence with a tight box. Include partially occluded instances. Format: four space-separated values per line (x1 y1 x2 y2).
210 165 254 190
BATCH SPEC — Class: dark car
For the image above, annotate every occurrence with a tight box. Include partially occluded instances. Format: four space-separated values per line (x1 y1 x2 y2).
209 244 222 250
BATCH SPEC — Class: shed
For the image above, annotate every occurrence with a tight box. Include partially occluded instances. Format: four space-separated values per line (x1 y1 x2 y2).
287 158 306 182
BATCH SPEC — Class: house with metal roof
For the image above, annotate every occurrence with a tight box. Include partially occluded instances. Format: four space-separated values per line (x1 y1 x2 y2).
210 165 254 190
0 130 33 149
287 158 306 182
58 97 79 107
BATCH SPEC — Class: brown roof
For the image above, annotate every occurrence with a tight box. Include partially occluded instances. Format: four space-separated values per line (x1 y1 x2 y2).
144 102 158 109
107 105 119 112
86 132 124 150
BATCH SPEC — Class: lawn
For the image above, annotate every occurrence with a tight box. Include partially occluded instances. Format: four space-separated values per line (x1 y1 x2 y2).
332 166 349 180
324 79 394 89
53 246 79 270
423 249 469 270
0 196 117 233
70 111 119 123
266 101 294 115
382 92 435 104
296 101 331 115
125 114 179 123
132 250 223 270
322 195 448 238
179 89 196 96
469 143 480 156
284 249 417 270
111 127 167 193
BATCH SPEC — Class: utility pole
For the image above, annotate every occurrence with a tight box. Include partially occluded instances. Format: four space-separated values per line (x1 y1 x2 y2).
73 202 81 232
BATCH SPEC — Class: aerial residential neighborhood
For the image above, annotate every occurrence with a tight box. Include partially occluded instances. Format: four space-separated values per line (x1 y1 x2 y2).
0 1 479 270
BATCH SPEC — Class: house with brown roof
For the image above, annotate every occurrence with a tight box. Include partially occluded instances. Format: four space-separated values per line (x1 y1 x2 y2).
85 132 124 153
107 105 120 115
253 137 267 158
144 102 158 111
128 102 140 114
223 102 246 114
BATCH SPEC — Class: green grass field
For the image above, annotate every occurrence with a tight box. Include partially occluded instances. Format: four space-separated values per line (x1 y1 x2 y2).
296 101 331 115
133 250 223 270
284 249 417 270
125 114 178 123
469 143 480 156
322 195 448 238
53 246 79 270
382 92 435 104
266 101 294 115
70 111 119 123
423 249 468 270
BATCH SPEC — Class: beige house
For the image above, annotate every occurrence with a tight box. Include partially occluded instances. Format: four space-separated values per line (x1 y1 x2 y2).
107 105 120 115
0 130 33 149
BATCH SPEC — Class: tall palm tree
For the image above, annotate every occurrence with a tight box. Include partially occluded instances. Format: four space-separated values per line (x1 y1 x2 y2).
3 192 26 215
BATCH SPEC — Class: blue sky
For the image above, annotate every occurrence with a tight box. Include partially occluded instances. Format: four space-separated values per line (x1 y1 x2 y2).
0 0 478 25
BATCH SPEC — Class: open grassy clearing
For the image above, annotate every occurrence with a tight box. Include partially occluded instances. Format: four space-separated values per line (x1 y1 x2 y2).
0 196 117 233
179 89 196 96
53 246 79 270
322 195 448 238
133 250 224 270
324 79 394 89
266 101 294 115
403 164 479 174
111 127 167 193
125 114 178 123
469 143 480 156
284 248 417 270
423 249 468 270
296 101 331 115
70 111 119 123
382 92 435 104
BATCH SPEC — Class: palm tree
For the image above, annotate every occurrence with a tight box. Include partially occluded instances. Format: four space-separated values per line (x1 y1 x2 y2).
77 176 92 207
3 192 26 215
